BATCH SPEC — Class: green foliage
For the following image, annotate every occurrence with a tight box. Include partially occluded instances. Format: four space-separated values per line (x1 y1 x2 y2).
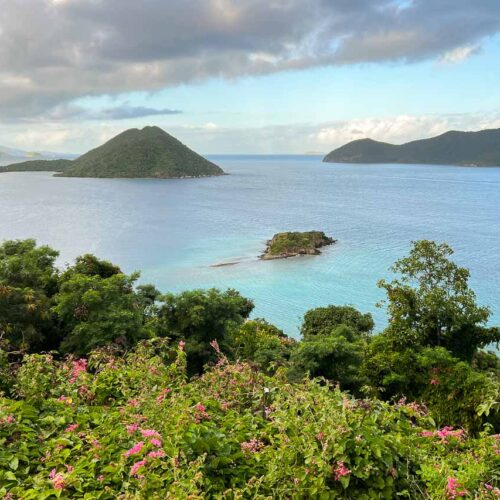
289 324 368 394
230 318 295 373
0 239 60 351
1 343 498 498
65 254 122 279
301 304 374 340
0 159 73 173
363 338 500 433
379 240 498 360
156 288 254 375
58 126 224 178
53 271 147 355
0 238 499 496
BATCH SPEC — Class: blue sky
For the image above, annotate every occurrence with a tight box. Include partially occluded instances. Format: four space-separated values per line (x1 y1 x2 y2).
1 0 500 154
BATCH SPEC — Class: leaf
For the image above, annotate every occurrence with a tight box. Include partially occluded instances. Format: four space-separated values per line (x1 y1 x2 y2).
4 471 17 481
9 457 19 470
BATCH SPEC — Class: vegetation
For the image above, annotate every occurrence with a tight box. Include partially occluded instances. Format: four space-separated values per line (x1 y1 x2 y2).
56 126 224 178
0 238 499 497
261 231 335 259
0 159 73 173
323 127 500 166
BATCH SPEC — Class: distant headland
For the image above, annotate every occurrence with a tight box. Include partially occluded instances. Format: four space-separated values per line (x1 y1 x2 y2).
1 126 224 179
323 127 500 167
261 231 336 260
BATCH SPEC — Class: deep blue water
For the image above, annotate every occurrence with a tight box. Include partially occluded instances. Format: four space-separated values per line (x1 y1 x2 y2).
1 155 499 337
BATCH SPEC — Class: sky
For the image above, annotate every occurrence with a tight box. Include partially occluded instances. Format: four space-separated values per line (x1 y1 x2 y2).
1 0 500 154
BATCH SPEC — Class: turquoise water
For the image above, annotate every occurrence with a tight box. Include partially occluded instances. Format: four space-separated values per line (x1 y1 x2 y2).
1 155 499 337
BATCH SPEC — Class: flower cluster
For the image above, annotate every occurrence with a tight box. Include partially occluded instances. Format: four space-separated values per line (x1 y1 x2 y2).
123 441 144 457
240 438 264 453
156 388 171 404
421 426 465 443
69 358 87 383
447 477 468 498
49 469 66 490
130 459 146 477
0 414 15 425
194 402 210 423
333 461 351 481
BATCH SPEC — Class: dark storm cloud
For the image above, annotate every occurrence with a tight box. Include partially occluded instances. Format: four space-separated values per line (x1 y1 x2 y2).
1 0 499 120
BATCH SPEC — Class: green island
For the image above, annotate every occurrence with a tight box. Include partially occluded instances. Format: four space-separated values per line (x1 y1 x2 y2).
323 127 500 166
1 126 224 179
0 159 73 173
261 231 336 260
0 239 499 497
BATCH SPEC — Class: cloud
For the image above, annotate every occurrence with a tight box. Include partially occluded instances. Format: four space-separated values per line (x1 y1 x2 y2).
4 110 500 154
0 0 499 120
439 45 481 64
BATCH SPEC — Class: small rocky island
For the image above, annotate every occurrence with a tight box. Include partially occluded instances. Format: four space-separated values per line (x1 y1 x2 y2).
261 231 336 260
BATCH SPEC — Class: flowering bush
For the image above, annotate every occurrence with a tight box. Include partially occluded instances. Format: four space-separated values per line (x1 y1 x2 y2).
1 339 498 498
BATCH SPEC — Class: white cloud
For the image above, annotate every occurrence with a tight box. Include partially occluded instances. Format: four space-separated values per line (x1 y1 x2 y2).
439 44 480 64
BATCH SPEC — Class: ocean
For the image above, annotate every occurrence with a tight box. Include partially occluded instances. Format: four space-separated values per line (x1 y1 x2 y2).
1 155 499 337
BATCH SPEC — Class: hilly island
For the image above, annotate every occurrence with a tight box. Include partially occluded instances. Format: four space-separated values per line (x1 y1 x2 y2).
323 127 500 166
1 126 224 178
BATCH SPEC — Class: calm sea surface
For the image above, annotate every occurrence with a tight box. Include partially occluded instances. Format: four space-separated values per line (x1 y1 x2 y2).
1 155 499 337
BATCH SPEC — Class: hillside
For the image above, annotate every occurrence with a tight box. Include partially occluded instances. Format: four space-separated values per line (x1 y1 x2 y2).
0 159 73 173
58 126 224 178
323 128 500 166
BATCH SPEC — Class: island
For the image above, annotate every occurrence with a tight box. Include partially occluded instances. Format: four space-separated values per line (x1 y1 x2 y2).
0 159 73 173
323 127 500 167
1 126 225 178
261 231 336 260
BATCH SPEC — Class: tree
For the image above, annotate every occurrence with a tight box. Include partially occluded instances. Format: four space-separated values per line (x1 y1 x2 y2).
53 270 146 355
379 240 499 360
301 305 374 340
230 319 295 373
156 288 254 374
0 239 60 351
289 324 367 394
62 254 121 279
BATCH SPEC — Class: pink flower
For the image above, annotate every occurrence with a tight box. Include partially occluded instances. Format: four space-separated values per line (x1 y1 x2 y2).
123 441 144 457
65 423 79 433
140 429 161 439
57 395 72 405
148 449 166 459
240 438 264 453
150 438 162 447
156 388 171 404
49 469 66 490
447 477 468 498
420 427 464 442
69 358 87 383
97 475 105 482
66 465 74 473
178 340 186 351
126 423 139 434
0 415 16 425
421 430 435 437
430 379 439 385
130 459 147 477
127 399 140 407
194 402 210 422
333 461 351 481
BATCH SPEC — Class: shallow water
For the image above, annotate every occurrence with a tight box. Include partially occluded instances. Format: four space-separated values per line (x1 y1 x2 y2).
1 156 499 337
